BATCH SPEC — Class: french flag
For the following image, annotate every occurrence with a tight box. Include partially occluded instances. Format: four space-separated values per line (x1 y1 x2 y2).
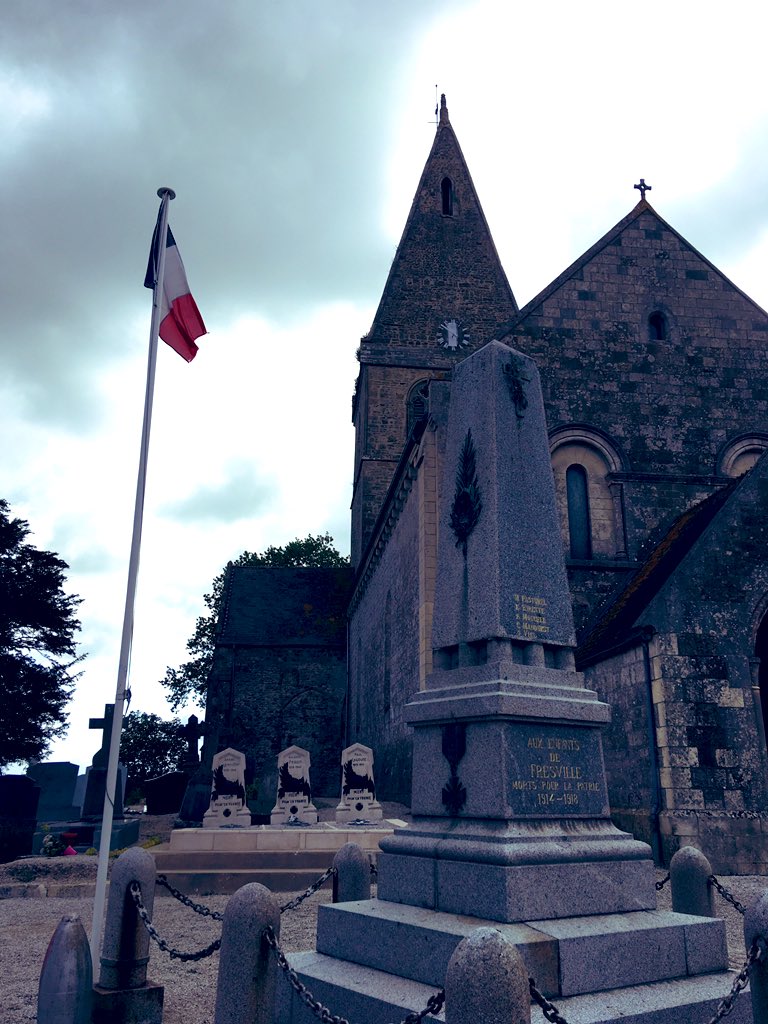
144 217 207 362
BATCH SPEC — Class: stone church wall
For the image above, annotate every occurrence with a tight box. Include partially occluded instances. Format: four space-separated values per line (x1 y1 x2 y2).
584 645 659 853
349 455 423 804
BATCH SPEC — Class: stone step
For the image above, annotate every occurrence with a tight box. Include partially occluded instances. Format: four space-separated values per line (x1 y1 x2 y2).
277 952 753 1024
316 899 728 997
152 848 336 871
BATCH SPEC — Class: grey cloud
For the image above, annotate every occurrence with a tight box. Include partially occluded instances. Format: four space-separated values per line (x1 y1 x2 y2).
1 0 461 428
161 463 272 523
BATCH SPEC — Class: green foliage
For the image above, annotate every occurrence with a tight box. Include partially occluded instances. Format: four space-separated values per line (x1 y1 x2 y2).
0 499 82 769
161 533 348 711
120 710 187 787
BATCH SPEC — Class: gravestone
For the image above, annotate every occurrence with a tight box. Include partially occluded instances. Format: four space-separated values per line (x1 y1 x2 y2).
270 745 318 825
180 713 205 772
81 703 124 821
203 747 253 828
26 762 79 823
0 775 40 862
144 770 189 815
335 743 383 823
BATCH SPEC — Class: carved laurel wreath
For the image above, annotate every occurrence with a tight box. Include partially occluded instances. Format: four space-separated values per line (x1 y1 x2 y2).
449 429 482 553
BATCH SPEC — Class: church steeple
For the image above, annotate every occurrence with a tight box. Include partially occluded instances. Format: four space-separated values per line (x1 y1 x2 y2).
351 96 518 565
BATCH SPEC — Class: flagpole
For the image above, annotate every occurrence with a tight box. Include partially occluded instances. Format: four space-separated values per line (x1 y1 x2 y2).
89 186 176 967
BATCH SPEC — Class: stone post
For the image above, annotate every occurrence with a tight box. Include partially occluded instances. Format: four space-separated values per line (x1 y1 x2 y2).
92 847 164 1024
332 842 371 902
214 882 281 1024
670 845 716 918
445 928 530 1024
744 889 768 1022
37 914 93 1024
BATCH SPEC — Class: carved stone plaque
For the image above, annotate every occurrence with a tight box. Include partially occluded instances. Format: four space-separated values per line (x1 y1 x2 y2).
505 723 609 818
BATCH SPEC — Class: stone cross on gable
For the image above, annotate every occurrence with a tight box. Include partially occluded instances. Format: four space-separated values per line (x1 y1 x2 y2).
89 703 114 769
634 178 652 200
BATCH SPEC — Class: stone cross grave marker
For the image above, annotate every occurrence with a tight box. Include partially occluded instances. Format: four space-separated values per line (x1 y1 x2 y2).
270 745 318 825
335 743 382 822
81 703 124 821
203 748 253 828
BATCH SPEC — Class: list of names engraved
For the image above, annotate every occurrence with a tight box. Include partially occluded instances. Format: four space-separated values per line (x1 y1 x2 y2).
506 723 609 818
513 593 549 639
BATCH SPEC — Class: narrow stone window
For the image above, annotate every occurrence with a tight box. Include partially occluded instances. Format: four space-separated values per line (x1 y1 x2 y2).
648 311 667 341
407 379 430 437
566 464 592 560
441 177 453 216
755 612 768 748
383 592 392 715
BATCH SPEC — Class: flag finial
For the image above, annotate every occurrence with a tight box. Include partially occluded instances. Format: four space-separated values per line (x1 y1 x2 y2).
157 186 176 200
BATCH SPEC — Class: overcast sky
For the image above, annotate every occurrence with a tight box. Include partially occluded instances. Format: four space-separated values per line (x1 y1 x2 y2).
4 0 768 772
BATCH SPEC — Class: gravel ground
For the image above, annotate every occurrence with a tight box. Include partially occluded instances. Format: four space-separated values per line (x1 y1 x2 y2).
2 840 766 1024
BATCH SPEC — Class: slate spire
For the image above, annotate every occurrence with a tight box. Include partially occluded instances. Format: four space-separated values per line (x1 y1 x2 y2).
351 95 518 564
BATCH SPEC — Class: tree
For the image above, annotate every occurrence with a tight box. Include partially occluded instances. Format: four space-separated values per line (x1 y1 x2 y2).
0 499 82 769
161 533 348 710
120 711 188 788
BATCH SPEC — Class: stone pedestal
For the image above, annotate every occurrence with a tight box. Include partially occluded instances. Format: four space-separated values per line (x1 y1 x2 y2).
274 340 749 1022
379 661 654 923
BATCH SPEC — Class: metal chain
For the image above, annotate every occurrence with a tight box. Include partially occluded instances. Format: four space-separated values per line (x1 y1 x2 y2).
704 939 763 1024
529 978 570 1024
370 861 379 881
280 865 336 913
264 925 444 1024
130 882 222 962
156 874 224 920
655 872 670 891
708 875 748 916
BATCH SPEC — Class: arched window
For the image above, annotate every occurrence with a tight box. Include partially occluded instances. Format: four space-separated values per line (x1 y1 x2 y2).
406 379 430 437
441 177 453 216
648 311 667 341
566 465 592 559
550 426 627 560
717 434 768 478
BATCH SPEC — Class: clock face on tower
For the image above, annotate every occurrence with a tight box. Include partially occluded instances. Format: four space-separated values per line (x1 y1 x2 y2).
436 318 470 350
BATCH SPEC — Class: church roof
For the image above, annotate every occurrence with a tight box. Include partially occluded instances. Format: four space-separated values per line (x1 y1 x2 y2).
576 477 741 666
361 94 517 356
215 565 352 647
497 199 768 337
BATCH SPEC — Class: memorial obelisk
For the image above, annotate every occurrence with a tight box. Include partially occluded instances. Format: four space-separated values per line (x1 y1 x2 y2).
377 340 656 923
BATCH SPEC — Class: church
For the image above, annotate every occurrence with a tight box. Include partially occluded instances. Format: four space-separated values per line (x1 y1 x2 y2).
201 96 768 872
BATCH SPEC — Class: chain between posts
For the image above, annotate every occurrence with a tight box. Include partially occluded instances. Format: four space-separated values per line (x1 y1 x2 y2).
655 872 670 891
708 874 748 916
130 881 222 961
280 865 336 912
264 925 444 1024
156 874 224 920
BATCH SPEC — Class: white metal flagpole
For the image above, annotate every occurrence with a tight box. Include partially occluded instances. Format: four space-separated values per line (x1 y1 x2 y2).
89 186 176 967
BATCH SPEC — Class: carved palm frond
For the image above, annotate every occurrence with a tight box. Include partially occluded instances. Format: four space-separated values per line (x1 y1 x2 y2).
449 429 482 550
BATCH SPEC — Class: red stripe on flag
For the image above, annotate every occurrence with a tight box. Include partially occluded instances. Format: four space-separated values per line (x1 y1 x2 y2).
159 293 206 362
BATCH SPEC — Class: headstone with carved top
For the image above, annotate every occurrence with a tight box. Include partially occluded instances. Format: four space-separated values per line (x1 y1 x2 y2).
270 746 318 825
335 743 383 823
203 747 253 828
377 340 656 924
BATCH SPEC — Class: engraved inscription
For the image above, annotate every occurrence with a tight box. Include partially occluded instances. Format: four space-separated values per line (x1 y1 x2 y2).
513 593 549 638
506 724 608 818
